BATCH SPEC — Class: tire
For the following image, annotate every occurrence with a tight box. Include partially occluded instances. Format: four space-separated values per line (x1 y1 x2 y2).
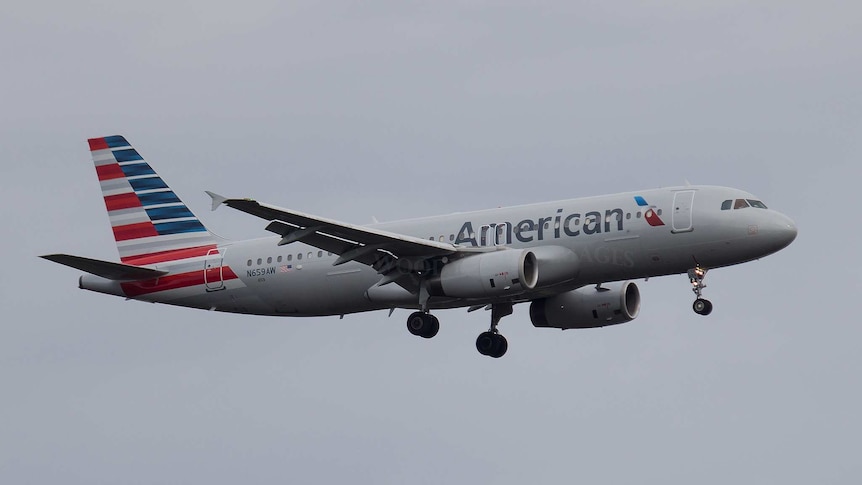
490 334 508 358
693 298 713 316
422 315 440 339
407 312 427 336
476 331 496 356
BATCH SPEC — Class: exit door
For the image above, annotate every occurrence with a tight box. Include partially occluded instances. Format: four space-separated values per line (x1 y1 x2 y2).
672 190 695 233
204 248 225 291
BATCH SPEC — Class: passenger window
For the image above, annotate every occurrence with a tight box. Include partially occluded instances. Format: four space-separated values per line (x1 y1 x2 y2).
734 199 750 209
247 259 252 266
267 257 272 264
256 258 262 265
636 212 642 219
277 256 282 262
721 200 732 210
657 209 663 216
626 213 631 220
297 253 302 260
318 251 323 257
307 252 313 259
287 254 292 261
747 199 768 209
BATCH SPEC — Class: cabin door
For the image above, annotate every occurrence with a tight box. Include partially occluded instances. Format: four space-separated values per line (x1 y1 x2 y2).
671 190 695 233
204 248 225 291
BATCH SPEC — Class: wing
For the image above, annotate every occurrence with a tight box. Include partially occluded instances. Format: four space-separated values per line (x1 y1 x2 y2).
207 192 489 290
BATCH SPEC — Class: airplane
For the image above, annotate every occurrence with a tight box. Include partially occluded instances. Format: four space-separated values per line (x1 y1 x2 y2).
42 135 798 358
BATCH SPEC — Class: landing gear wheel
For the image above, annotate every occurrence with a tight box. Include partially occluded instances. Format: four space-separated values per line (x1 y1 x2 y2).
693 298 713 316
476 331 508 358
476 331 495 356
424 315 439 338
490 334 508 358
687 266 713 316
407 312 439 338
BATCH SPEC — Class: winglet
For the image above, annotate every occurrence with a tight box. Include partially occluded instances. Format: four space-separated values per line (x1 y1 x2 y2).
205 191 228 211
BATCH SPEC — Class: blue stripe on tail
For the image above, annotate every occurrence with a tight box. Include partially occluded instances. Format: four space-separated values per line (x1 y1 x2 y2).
103 135 130 148
129 177 169 192
154 220 208 235
138 192 182 206
145 206 196 221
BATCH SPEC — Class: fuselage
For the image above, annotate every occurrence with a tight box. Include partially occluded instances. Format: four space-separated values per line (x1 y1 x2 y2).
80 185 797 317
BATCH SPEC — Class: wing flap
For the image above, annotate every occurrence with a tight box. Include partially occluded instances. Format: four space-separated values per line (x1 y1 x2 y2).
41 254 169 281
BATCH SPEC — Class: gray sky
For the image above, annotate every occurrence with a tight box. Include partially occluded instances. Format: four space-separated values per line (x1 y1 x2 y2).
2 1 860 483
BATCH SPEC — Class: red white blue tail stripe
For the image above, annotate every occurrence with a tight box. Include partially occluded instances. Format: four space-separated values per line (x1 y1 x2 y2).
89 135 220 265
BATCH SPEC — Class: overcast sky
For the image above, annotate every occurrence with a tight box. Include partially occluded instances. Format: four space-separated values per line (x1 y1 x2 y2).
2 1 860 483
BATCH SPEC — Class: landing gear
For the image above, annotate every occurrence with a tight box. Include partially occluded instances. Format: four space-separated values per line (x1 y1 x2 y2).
687 266 713 316
475 303 512 358
693 298 713 315
476 331 508 358
406 311 439 339
407 280 439 339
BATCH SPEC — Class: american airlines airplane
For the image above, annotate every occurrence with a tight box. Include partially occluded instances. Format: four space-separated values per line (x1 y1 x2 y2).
43 136 798 358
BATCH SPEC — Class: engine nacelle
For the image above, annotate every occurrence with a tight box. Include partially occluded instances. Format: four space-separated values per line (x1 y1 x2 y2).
529 245 580 288
530 281 640 329
431 249 538 298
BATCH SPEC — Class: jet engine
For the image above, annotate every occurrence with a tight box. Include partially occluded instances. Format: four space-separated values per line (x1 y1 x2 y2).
430 249 538 298
530 281 640 329
529 245 580 288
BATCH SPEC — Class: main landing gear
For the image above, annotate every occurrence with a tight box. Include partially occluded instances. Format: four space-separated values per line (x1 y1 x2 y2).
475 303 512 359
406 311 439 339
688 266 713 316
405 303 512 358
406 281 439 339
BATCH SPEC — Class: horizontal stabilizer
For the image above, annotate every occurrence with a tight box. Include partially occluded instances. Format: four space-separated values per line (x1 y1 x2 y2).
40 254 169 281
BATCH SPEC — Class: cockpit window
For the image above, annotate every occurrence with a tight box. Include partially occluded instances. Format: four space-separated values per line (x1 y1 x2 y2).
733 199 750 209
721 200 732 210
747 199 768 209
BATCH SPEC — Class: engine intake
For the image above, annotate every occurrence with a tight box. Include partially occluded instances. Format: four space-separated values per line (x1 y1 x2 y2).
530 281 640 329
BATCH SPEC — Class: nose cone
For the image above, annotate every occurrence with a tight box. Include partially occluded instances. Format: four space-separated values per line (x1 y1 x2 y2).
767 212 798 252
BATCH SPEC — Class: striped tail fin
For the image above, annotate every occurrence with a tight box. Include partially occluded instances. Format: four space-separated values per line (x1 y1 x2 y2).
88 135 222 266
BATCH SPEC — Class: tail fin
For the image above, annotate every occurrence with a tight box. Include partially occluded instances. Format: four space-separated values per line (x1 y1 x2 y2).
88 135 222 265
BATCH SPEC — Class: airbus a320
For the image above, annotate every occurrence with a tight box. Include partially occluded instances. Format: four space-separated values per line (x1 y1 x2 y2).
42 136 798 358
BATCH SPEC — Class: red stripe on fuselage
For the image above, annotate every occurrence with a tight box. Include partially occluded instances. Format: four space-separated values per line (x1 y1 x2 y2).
104 193 142 211
96 163 125 181
121 245 219 265
113 222 159 241
121 267 238 297
88 138 108 151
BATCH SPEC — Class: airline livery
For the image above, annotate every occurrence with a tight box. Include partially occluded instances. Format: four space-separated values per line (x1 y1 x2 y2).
43 136 798 358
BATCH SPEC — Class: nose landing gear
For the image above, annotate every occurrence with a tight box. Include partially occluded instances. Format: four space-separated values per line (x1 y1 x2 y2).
688 266 713 315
